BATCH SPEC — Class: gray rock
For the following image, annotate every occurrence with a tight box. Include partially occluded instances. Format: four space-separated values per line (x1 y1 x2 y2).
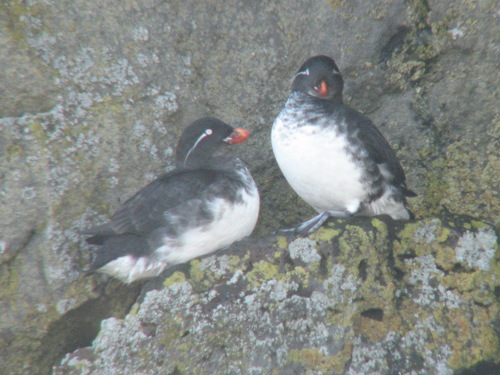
54 216 499 374
0 0 498 374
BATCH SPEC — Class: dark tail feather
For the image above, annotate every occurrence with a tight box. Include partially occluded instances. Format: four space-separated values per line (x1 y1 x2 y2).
86 234 150 273
85 235 107 245
402 186 417 198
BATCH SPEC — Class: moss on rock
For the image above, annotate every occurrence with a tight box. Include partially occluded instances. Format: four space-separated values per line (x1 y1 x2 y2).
54 214 499 374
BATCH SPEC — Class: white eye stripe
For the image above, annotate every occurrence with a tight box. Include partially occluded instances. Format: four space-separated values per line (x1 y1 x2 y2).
292 68 310 81
183 129 213 166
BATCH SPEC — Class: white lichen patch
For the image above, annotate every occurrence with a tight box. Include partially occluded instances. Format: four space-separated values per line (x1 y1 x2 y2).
154 91 178 116
323 263 361 305
448 27 465 40
413 219 441 244
137 282 197 325
455 227 497 271
288 237 321 263
132 26 150 42
93 316 148 367
0 240 7 256
259 279 297 302
405 255 462 308
199 254 234 276
349 317 453 375
227 269 244 285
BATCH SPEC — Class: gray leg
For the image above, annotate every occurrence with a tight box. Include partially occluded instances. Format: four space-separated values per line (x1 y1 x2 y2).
276 209 353 235
277 212 330 235
325 210 351 218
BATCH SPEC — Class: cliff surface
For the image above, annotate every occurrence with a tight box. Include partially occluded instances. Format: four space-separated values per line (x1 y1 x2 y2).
0 0 498 374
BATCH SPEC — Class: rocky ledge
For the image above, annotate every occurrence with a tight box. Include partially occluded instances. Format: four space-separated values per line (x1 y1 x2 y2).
55 214 498 374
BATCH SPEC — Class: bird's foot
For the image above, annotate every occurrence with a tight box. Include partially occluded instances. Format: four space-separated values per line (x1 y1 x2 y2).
276 212 330 236
274 209 355 236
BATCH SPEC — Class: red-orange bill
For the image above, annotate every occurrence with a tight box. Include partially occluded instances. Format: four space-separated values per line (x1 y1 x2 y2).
225 128 250 144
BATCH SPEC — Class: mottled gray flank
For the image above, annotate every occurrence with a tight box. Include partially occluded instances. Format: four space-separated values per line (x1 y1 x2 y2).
1 0 499 374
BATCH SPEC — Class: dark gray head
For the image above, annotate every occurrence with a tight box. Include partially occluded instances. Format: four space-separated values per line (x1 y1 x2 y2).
291 55 344 102
175 117 250 169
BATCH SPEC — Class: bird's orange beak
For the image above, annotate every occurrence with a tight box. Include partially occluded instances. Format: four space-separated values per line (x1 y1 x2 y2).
225 128 250 144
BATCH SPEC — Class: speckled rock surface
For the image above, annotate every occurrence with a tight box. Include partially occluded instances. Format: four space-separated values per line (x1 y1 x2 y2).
1 0 498 374
54 216 499 374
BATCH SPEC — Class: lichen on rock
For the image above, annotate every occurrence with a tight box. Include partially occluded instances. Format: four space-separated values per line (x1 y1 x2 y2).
55 215 498 374
1 0 499 374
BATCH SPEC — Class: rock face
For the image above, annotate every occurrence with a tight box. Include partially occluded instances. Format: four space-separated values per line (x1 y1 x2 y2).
55 216 498 374
0 0 498 374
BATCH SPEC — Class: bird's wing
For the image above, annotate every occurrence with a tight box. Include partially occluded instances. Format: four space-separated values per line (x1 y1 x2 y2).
344 106 410 190
84 169 220 242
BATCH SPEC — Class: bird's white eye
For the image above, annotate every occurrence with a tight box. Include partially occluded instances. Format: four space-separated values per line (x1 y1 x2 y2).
205 129 213 135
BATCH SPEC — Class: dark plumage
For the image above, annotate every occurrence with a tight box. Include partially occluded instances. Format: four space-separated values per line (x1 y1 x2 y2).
84 117 260 283
272 55 415 233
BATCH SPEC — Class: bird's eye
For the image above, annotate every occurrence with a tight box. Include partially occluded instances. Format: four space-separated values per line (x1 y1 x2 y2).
205 129 213 136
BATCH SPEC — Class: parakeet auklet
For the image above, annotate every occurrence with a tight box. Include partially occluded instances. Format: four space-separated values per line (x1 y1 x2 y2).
272 55 415 233
84 117 260 283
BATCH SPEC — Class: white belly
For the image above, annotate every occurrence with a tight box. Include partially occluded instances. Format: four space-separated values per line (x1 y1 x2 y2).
272 117 366 213
99 181 260 284
160 185 260 265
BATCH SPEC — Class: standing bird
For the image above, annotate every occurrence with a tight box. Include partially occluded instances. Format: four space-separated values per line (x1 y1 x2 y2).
84 117 260 283
272 55 415 234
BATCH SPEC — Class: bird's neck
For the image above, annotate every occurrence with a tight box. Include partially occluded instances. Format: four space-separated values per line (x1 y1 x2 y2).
179 154 241 172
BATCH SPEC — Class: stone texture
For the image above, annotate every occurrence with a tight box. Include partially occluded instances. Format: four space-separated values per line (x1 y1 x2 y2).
54 216 498 374
0 0 498 374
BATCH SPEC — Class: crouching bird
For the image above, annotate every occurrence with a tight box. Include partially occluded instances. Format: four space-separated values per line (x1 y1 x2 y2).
84 117 260 283
272 55 416 234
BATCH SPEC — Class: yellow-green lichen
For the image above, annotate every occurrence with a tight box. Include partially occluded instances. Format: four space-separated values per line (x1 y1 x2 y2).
273 250 283 260
27 122 49 144
357 314 396 342
326 0 348 11
287 346 349 374
187 259 206 287
128 302 140 317
445 306 499 369
421 158 449 215
286 265 311 288
0 261 21 311
471 220 490 230
188 254 247 291
436 226 451 243
276 236 288 249
247 261 281 288
160 314 186 347
5 141 25 161
2 1 46 49
163 271 188 288
434 246 457 271
337 225 376 257
371 218 389 237
311 225 341 242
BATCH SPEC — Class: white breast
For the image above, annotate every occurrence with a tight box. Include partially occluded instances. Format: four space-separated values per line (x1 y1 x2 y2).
272 112 367 214
98 171 260 284
159 182 260 265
